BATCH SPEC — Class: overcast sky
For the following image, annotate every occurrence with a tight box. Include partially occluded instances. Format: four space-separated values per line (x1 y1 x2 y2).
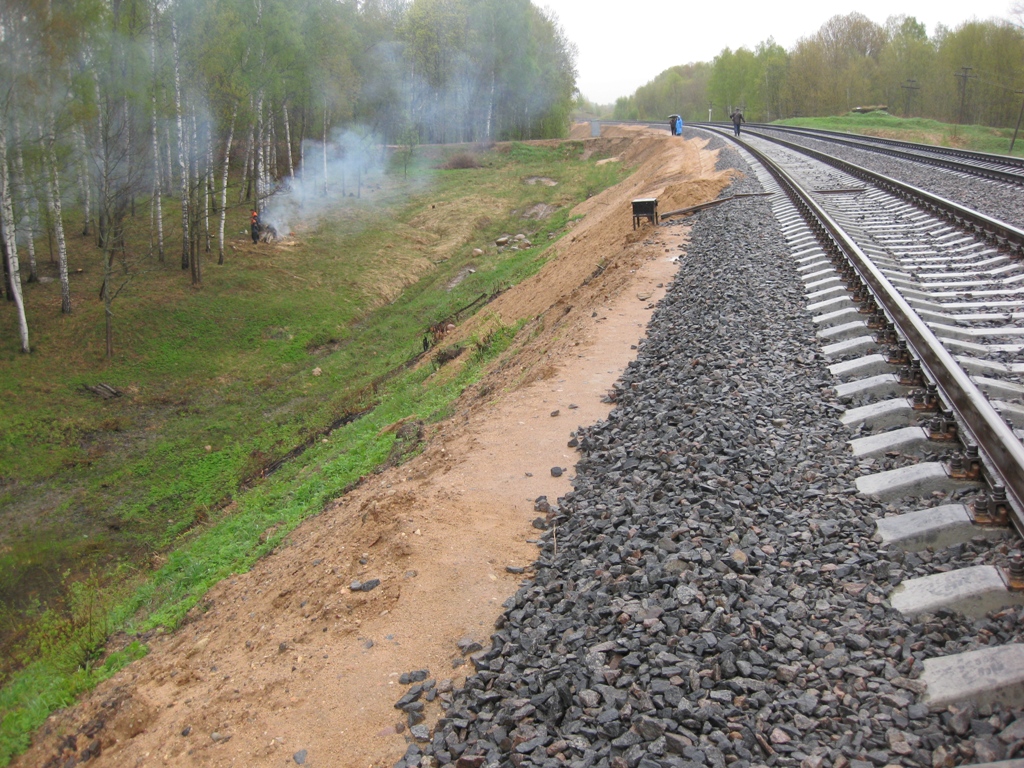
541 0 1017 104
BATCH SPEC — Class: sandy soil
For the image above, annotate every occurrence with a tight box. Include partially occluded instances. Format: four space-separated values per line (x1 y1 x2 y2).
14 125 734 768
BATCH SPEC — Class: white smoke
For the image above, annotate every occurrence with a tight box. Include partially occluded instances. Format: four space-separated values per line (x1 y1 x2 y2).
260 127 387 236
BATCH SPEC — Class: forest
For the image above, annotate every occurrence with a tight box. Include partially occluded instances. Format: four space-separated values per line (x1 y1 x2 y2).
613 13 1024 130
0 0 578 356
6 5 1024 359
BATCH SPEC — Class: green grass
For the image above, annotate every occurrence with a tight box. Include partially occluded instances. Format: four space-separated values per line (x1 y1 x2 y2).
0 139 629 764
774 113 1024 157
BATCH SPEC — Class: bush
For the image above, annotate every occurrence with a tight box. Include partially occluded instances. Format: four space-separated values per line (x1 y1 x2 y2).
438 153 481 170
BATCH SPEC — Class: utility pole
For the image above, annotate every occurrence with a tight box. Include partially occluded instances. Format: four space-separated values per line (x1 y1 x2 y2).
708 102 713 122
901 79 920 117
954 66 976 137
1011 90 1024 155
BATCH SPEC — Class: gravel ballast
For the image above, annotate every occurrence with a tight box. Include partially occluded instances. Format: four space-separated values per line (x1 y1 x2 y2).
395 144 1024 768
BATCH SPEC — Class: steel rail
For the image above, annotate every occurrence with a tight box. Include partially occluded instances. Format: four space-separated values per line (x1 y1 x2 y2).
697 125 1024 535
742 124 1024 187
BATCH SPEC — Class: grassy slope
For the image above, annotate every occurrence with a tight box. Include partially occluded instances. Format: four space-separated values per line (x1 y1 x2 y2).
774 112 1024 156
0 140 624 764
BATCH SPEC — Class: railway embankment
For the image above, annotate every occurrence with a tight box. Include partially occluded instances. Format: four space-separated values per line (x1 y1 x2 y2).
401 137 1024 768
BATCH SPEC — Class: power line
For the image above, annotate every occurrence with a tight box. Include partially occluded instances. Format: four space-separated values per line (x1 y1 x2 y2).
901 79 920 117
954 66 977 135
1010 89 1024 155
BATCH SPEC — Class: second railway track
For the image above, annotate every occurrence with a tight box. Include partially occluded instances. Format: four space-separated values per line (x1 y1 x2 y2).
741 124 1024 233
746 124 1024 187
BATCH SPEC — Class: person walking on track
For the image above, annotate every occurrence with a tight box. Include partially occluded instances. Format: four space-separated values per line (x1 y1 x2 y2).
730 109 745 137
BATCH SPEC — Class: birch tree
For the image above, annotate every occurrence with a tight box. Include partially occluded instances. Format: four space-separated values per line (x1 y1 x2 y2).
217 105 235 263
171 16 189 271
38 0 73 313
282 101 295 178
188 106 202 285
11 119 38 283
0 122 30 353
40 116 71 314
150 0 164 261
73 125 93 237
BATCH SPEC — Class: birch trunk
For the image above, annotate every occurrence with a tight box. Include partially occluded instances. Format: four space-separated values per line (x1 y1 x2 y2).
205 121 212 253
265 112 272 201
100 196 128 359
254 0 265 212
37 123 55 264
122 95 133 263
299 107 306 174
102 240 114 357
189 107 201 285
12 119 38 283
100 209 119 358
1 241 9 300
255 92 265 212
270 109 278 182
240 124 253 204
164 125 174 195
218 106 236 264
73 125 92 237
123 93 133 221
172 18 189 271
322 99 329 196
190 109 201 243
93 71 108 248
282 102 295 178
266 102 274 183
38 0 67 312
487 68 496 141
150 0 164 261
0 127 30 352
50 128 71 314
39 119 71 313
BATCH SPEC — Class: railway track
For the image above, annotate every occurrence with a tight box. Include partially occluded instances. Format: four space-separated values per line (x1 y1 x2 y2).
709 127 1024 493
396 129 1024 768
702 123 1024 704
744 124 1024 187
729 124 1024 235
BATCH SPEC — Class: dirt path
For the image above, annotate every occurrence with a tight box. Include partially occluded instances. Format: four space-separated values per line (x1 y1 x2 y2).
14 127 733 768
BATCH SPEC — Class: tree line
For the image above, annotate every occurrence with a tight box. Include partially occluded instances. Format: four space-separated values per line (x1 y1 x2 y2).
614 13 1024 130
0 0 578 356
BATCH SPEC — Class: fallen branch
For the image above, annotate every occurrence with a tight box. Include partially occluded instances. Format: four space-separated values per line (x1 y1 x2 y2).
81 383 122 399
